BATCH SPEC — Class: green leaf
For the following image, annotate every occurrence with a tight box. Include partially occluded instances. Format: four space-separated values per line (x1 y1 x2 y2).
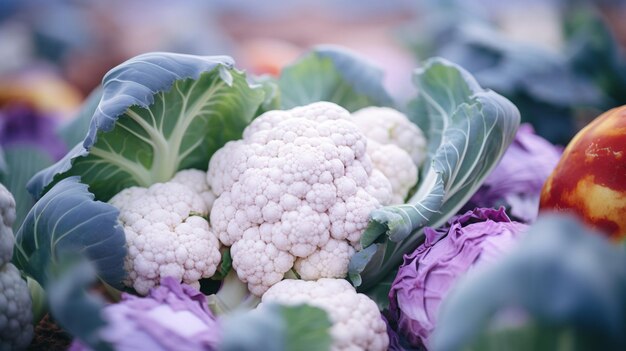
431 214 626 351
362 267 397 311
211 247 232 281
28 52 265 201
13 176 126 288
220 303 332 351
0 145 54 230
27 277 47 324
350 58 520 290
252 74 281 116
278 45 393 112
347 244 379 287
207 269 259 316
47 256 112 351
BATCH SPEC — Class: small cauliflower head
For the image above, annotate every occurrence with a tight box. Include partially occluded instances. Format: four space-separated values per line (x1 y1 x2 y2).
262 278 389 351
0 184 33 350
352 107 426 203
208 102 393 295
351 106 427 166
109 169 221 295
367 140 417 204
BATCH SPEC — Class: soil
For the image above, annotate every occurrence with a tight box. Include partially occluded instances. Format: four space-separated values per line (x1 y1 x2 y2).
27 314 72 351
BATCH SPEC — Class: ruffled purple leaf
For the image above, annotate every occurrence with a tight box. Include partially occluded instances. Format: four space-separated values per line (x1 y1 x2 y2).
69 277 220 351
464 124 562 223
388 208 528 349
383 312 422 351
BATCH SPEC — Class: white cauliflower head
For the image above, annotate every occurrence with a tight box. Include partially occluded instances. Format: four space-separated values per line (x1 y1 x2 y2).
0 184 33 350
208 102 392 295
367 140 418 204
262 278 389 351
351 106 427 166
109 170 221 295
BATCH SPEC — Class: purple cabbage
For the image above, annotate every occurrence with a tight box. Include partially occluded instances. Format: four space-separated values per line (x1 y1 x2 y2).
388 208 528 349
0 103 67 160
69 277 220 351
464 124 561 223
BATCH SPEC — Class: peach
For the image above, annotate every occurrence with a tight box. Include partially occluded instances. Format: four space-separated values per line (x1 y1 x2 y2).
540 105 626 239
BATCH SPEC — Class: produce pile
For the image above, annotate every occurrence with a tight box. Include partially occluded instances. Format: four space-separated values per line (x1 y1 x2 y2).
1 45 625 351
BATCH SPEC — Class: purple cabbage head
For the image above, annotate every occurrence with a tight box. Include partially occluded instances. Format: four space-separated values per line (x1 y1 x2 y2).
464 124 562 223
69 277 220 351
388 208 528 349
0 103 67 160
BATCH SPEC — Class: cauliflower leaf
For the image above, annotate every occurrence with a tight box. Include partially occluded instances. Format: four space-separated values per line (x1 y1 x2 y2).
13 176 126 288
350 58 520 291
278 46 393 111
28 53 265 201
220 303 333 351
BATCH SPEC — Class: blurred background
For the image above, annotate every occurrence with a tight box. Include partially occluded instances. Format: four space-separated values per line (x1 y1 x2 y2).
1 0 625 123
0 0 625 217
1 0 625 138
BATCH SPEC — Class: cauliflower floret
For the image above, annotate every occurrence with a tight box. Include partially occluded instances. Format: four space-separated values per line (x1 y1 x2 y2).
294 239 355 280
262 278 389 351
208 102 393 295
230 227 295 296
0 184 15 266
109 171 221 295
0 184 16 230
0 264 34 350
367 140 418 204
352 106 427 166
0 184 33 350
170 169 217 211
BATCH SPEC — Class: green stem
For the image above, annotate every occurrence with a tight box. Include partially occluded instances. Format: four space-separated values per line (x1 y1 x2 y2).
207 270 260 316
284 269 300 280
27 277 47 324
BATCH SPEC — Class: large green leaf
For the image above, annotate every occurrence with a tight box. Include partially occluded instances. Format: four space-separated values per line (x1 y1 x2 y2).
431 215 626 351
220 303 332 351
252 74 281 116
0 145 53 230
28 52 265 201
349 58 519 292
278 46 393 111
13 176 126 288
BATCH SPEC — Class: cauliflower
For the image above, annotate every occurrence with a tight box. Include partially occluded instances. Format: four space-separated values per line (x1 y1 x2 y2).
0 184 33 350
351 107 425 203
208 102 393 295
367 140 418 204
262 278 389 351
170 169 217 211
109 169 221 295
351 106 427 166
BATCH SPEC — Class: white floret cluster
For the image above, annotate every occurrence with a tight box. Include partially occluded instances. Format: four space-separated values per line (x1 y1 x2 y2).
351 106 427 204
0 184 33 350
109 169 221 295
262 278 389 351
207 102 394 295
